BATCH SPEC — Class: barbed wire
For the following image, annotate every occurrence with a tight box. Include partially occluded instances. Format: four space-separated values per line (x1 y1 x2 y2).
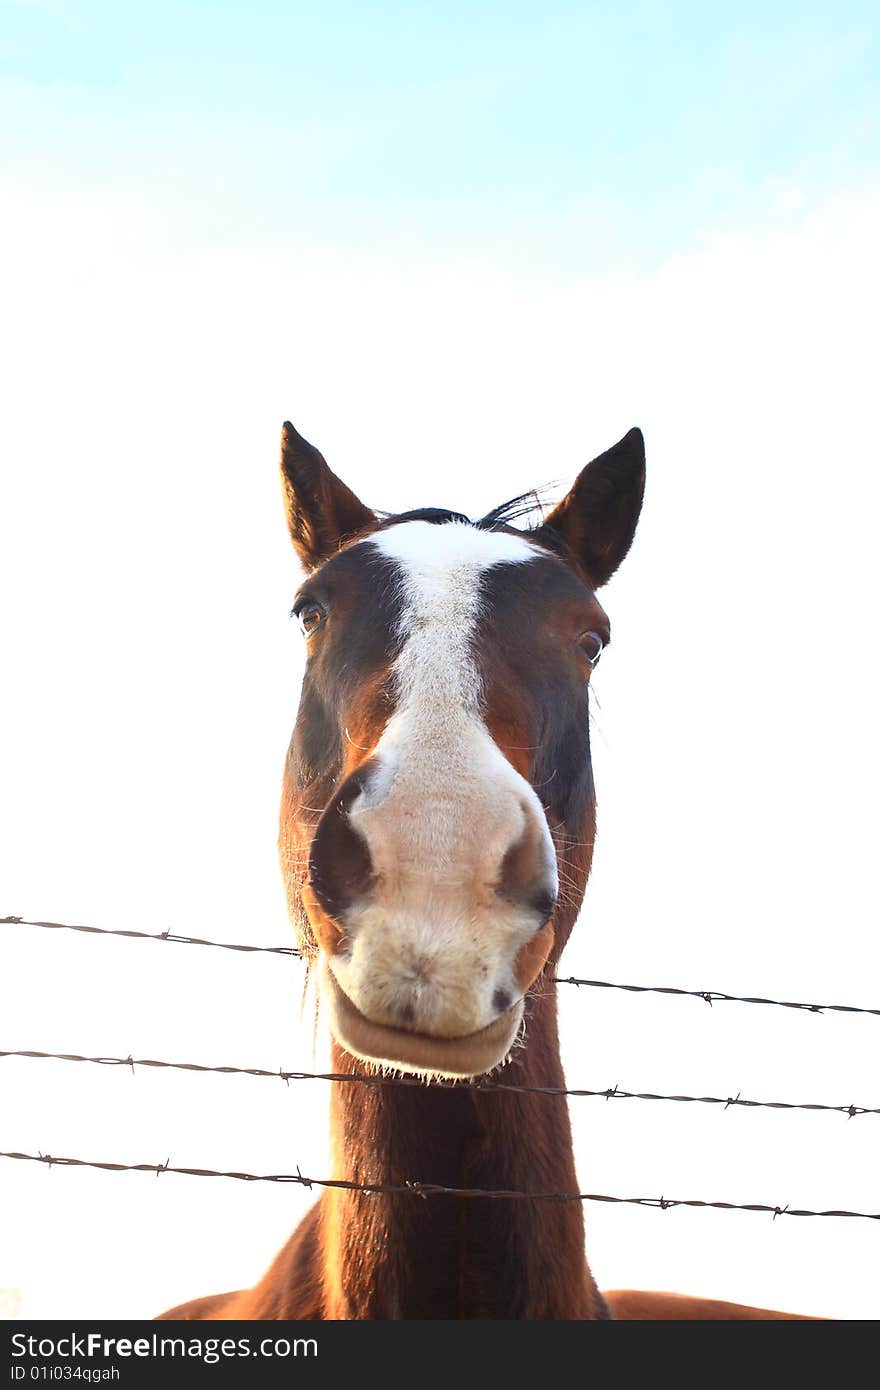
1 1046 877 1118
5 915 878 1018
1 1149 877 1221
0 914 302 957
555 974 880 1016
4 915 878 1231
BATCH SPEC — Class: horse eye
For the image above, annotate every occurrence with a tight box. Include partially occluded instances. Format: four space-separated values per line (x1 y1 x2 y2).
292 601 326 637
578 631 604 667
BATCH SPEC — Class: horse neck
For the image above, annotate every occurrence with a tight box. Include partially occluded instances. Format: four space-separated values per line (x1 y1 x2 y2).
319 983 609 1319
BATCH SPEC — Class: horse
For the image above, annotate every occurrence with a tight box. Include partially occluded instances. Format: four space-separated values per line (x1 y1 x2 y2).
158 422 816 1320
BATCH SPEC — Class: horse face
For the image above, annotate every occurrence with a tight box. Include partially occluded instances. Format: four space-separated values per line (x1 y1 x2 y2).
278 423 644 1078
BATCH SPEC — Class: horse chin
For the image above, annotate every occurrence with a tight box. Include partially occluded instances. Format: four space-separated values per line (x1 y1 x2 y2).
320 959 523 1080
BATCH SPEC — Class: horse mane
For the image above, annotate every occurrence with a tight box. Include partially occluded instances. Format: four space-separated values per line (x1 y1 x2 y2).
373 484 560 535
476 484 558 530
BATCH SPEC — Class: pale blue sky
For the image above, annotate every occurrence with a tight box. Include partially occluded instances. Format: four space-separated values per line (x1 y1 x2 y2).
4 2 878 270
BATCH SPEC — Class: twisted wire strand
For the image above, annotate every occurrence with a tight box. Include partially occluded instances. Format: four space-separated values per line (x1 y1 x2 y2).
1 1047 876 1118
1 1149 877 1220
1 914 302 957
5 915 878 1017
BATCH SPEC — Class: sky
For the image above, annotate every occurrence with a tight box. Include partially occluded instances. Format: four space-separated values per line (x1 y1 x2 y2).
1 2 879 1321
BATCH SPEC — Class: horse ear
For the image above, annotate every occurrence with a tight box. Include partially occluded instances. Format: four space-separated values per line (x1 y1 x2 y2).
535 427 645 587
280 422 376 571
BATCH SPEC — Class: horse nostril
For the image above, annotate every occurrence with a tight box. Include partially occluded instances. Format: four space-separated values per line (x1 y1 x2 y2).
492 988 512 1014
308 768 376 925
531 889 558 925
497 800 558 923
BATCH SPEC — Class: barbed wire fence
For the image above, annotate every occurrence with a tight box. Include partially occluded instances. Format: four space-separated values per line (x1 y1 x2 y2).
3 913 879 1221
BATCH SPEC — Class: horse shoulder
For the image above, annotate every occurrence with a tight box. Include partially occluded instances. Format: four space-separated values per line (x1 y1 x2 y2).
603 1289 822 1320
154 1201 325 1321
